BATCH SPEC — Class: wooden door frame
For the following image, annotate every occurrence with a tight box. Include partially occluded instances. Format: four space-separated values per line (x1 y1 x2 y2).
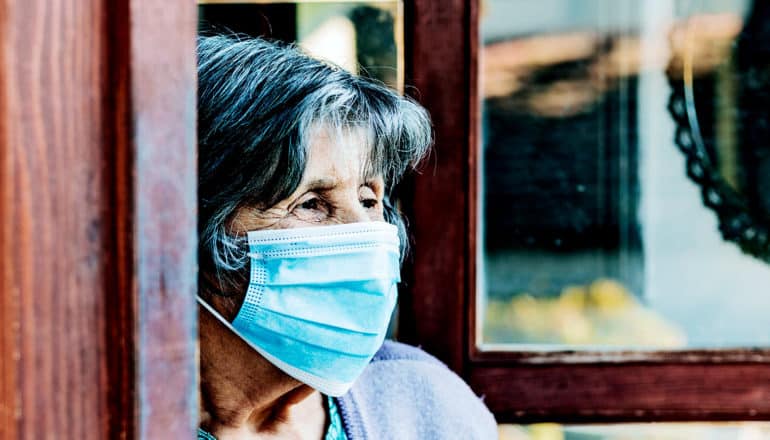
0 1 198 438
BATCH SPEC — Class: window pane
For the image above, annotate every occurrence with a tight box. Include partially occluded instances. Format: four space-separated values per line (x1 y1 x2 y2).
499 423 770 440
479 0 770 349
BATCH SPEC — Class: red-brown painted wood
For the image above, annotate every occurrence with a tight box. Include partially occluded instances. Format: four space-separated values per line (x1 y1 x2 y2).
106 3 136 438
403 0 476 374
471 348 770 364
471 363 770 423
0 1 197 438
0 2 113 438
465 0 480 379
128 1 198 438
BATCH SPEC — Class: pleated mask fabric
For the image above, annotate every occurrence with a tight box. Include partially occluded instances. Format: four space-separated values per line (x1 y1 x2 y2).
198 221 401 396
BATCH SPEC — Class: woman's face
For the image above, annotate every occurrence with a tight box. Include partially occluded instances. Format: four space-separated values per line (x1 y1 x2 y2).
229 127 386 232
205 126 387 320
199 127 393 421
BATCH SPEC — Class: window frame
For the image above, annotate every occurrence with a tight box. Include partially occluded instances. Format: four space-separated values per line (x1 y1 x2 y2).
400 0 770 424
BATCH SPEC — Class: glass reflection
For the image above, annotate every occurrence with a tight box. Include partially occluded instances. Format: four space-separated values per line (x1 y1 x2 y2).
479 0 770 349
668 1 770 259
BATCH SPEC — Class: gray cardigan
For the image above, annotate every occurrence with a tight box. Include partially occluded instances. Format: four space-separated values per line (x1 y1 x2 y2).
335 341 497 439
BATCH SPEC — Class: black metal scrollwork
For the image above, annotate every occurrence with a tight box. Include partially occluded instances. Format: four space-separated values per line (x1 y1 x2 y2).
667 2 770 262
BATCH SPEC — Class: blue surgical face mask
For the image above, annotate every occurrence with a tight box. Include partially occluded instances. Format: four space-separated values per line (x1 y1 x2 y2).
197 221 401 396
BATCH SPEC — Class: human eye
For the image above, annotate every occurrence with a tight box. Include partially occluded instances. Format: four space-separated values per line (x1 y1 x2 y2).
292 194 330 221
299 197 322 211
361 198 378 209
359 185 381 209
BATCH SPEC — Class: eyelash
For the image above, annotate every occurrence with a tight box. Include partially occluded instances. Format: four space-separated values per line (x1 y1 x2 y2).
361 198 378 209
299 198 323 211
295 193 379 212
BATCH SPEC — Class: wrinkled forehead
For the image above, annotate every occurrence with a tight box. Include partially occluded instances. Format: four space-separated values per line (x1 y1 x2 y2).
305 121 384 181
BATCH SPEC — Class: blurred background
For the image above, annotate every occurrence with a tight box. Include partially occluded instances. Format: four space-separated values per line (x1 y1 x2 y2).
479 0 770 351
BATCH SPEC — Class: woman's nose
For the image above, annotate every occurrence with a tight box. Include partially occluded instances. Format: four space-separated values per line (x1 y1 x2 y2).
337 197 376 224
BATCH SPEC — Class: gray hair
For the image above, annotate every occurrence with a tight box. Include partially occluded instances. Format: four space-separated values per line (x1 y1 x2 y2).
198 35 432 295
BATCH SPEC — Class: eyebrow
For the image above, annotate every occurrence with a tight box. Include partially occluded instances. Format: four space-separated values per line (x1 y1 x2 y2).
302 178 338 191
301 176 382 193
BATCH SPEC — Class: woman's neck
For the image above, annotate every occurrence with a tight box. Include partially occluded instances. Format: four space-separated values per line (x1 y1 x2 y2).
202 389 326 439
198 306 326 439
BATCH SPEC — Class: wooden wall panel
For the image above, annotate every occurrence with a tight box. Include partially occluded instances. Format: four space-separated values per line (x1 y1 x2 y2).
0 2 112 438
0 1 198 438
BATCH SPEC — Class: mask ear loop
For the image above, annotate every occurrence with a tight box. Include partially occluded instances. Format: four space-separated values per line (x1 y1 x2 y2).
195 295 352 396
196 295 236 329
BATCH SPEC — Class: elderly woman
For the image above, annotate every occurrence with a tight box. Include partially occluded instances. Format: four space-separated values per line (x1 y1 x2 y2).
196 35 496 439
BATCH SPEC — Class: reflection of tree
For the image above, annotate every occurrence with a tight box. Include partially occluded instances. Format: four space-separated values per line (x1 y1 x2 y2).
198 3 298 41
484 279 686 347
350 6 397 87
